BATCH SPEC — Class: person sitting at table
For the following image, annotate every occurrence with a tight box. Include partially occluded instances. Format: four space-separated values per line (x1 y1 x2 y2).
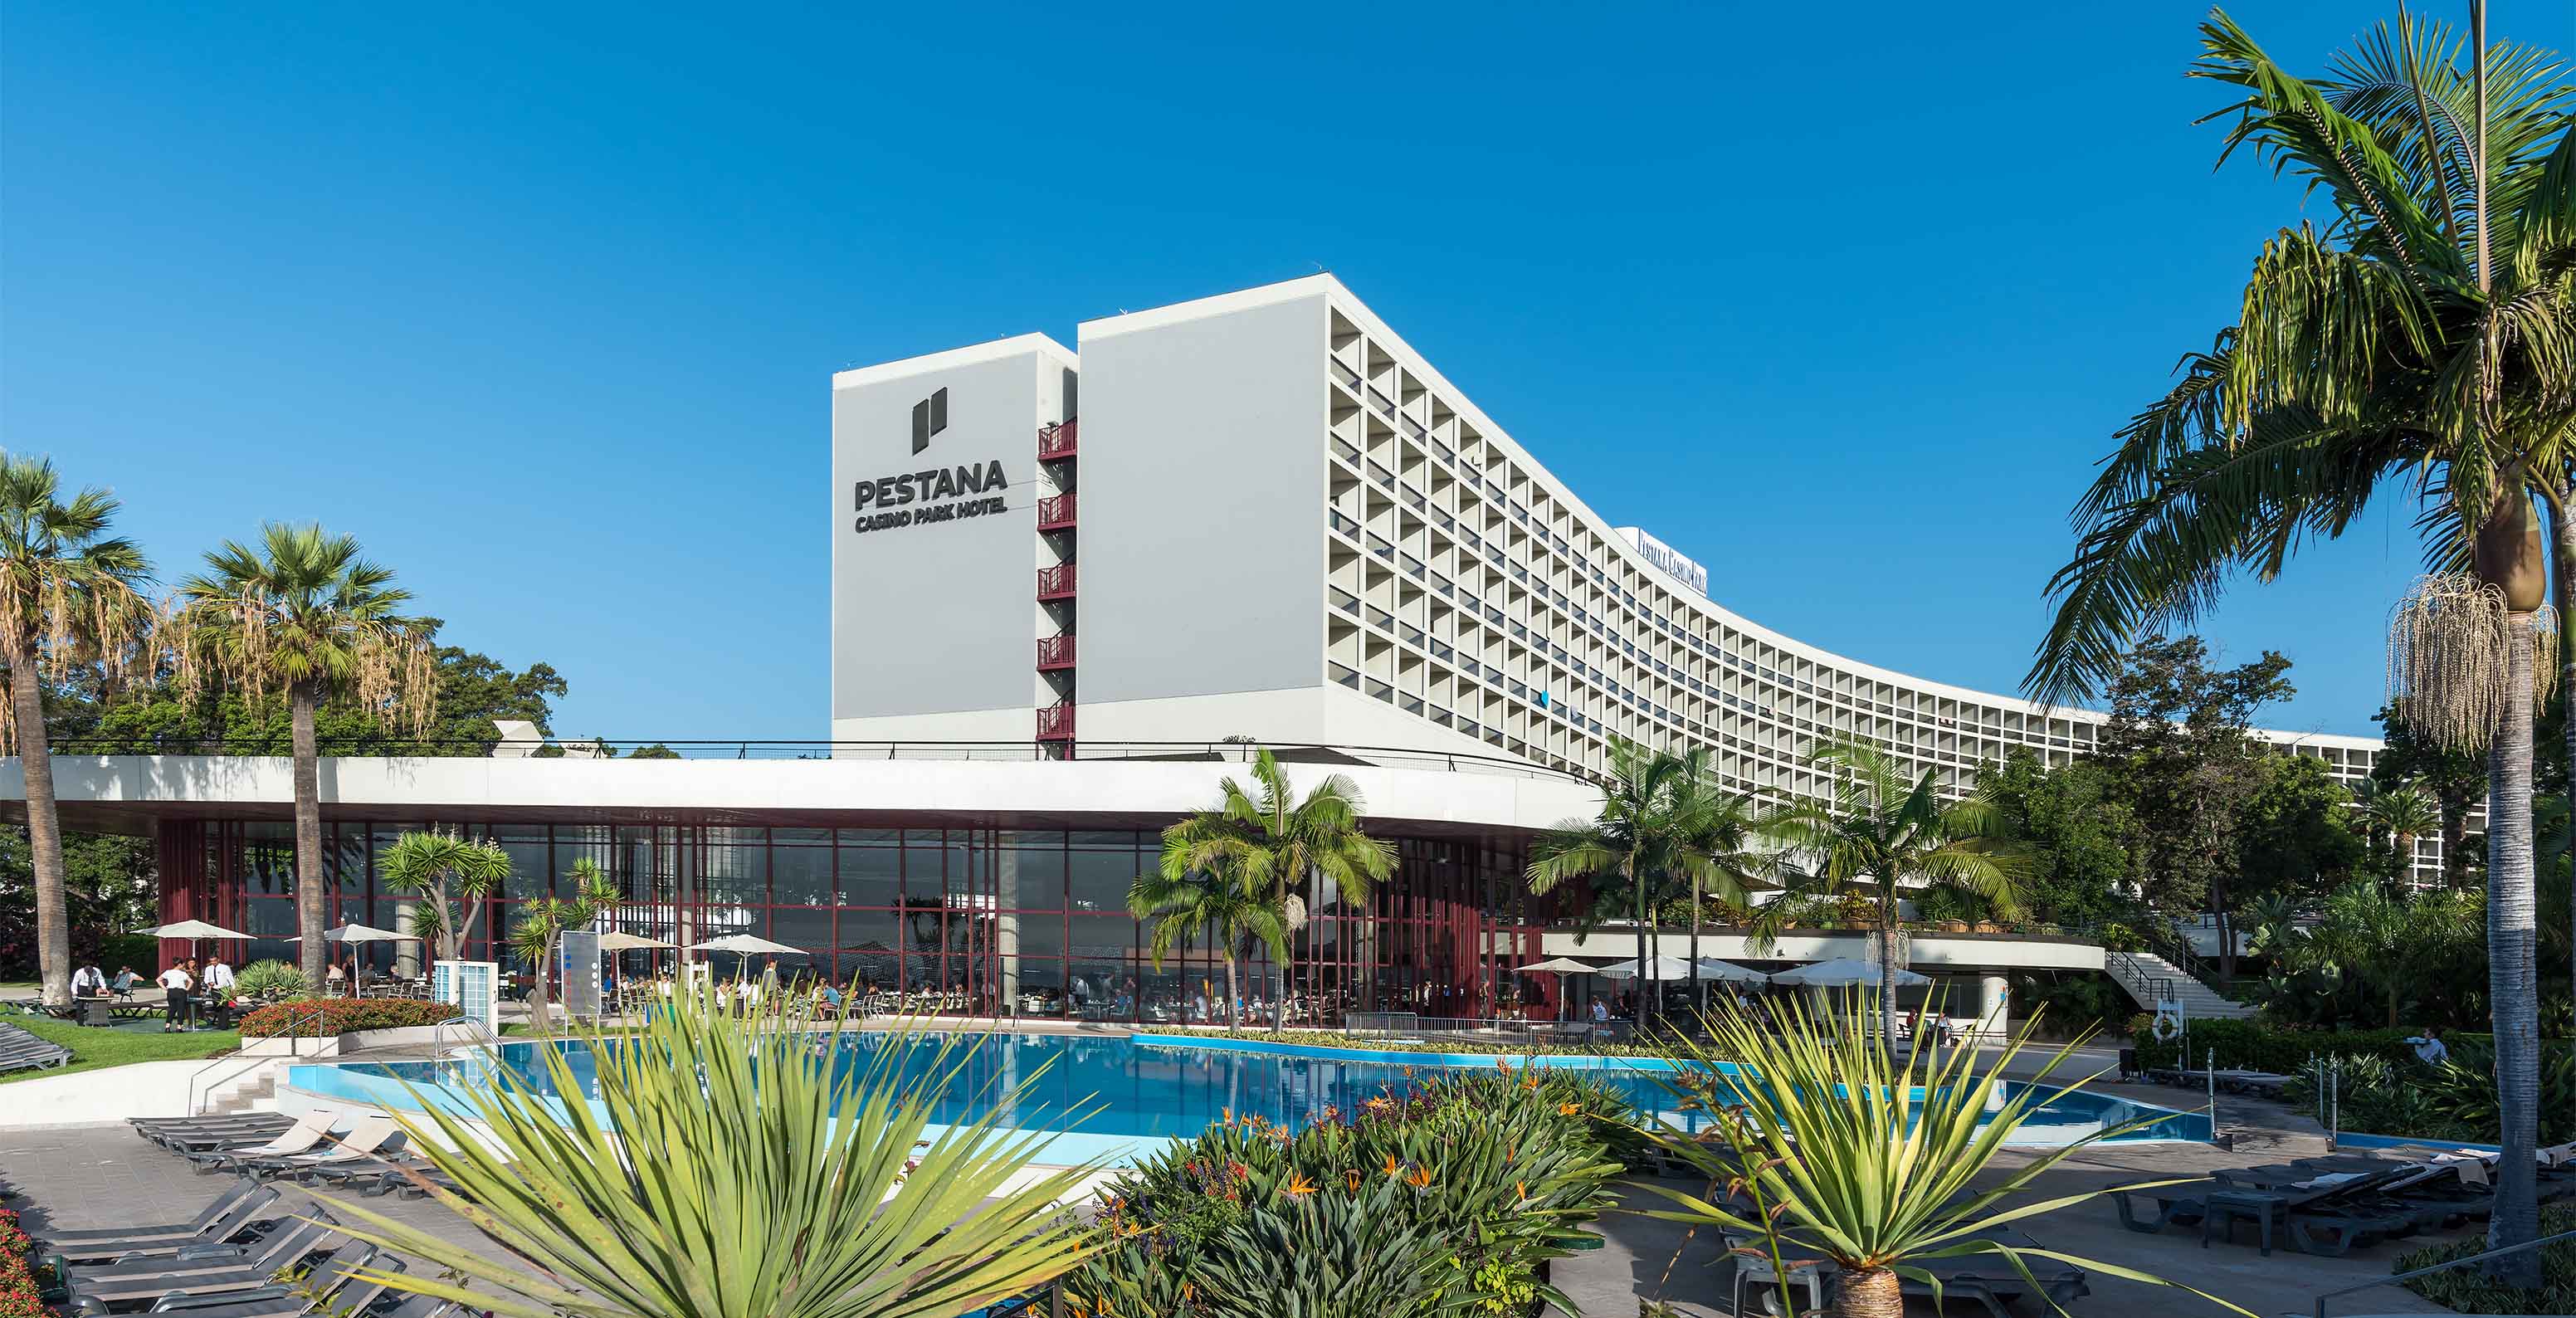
326 963 346 993
816 979 843 1012
113 965 144 994
159 959 196 1032
72 962 109 997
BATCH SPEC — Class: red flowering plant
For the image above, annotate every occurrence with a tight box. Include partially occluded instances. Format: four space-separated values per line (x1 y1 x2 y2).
1070 1064 1627 1316
0 1206 57 1318
236 998 460 1038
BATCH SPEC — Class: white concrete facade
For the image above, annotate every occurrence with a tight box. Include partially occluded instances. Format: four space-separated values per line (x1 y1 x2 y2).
827 276 2413 863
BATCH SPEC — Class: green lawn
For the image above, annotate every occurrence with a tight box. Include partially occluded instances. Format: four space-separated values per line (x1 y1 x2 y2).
2 1015 242 1084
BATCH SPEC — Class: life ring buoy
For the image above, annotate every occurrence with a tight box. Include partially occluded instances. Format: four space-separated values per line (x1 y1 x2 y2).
2150 1008 2183 1042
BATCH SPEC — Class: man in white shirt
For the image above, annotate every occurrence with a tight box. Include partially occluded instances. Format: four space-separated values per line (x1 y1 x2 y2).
202 958 236 998
71 964 108 997
159 960 195 1032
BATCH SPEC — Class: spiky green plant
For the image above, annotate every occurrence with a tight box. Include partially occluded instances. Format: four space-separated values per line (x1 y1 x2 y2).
314 984 1099 1318
1632 991 2252 1318
378 829 512 963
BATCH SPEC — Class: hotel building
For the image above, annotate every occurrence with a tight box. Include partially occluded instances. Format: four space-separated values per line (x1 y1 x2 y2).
12 276 2402 1028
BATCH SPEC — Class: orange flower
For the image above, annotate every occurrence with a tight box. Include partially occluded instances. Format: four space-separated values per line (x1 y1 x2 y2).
1383 1153 1403 1179
1515 1180 1528 1202
1283 1172 1318 1197
1406 1164 1434 1189
1344 1169 1363 1192
1521 1075 1539 1090
1559 1101 1583 1115
1495 1057 1510 1071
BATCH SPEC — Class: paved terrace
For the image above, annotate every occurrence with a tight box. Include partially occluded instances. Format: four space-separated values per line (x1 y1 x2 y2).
2 1084 2461 1318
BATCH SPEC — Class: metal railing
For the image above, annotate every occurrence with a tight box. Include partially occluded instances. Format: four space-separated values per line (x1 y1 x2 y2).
188 999 329 1115
2310 1227 2574 1318
41 736 1594 783
430 1016 494 1063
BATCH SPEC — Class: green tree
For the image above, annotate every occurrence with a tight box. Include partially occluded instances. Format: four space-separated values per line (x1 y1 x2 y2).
2370 702 2488 886
1756 740 2034 1042
1128 851 1286 1030
1973 750 2140 929
167 525 437 984
2291 880 2415 1027
1527 740 1748 1022
624 742 681 759
2091 637 2292 983
2235 754 2364 907
71 632 561 756
1154 748 1395 1032
2359 780 2442 883
509 857 622 1033
2025 12 2576 1275
0 454 154 1008
380 830 513 963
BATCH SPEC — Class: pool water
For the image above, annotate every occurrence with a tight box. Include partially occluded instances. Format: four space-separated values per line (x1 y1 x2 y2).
320 1033 2208 1157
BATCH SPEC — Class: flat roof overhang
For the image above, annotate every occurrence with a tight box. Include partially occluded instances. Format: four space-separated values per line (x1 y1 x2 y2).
0 754 1603 843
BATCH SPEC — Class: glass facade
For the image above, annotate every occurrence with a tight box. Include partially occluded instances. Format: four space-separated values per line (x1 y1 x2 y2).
160 818 1547 1023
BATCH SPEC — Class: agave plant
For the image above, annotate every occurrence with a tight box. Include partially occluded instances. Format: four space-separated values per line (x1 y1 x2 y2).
232 959 308 1001
1633 991 2252 1318
313 984 1100 1318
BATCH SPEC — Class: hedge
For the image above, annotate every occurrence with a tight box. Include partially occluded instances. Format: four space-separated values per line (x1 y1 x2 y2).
2397 1200 2576 1316
237 998 460 1038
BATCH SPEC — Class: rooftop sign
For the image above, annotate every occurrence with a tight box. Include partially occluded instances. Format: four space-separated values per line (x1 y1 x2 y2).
1614 526 1708 597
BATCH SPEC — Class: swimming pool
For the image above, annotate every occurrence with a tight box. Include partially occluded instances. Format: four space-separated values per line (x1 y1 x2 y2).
290 1032 2208 1165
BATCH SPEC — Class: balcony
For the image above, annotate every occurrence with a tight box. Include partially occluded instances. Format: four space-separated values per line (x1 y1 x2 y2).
1036 701 1076 741
1037 634 1076 671
1037 491 1077 531
1037 562 1077 600
1039 418 1079 460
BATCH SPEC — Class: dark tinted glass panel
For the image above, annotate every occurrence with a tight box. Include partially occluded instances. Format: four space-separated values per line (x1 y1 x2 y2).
1068 849 1138 915
839 845 899 907
769 906 833 950
772 830 833 904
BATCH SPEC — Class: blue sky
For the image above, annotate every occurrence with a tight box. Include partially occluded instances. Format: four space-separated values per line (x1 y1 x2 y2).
9 2 2569 743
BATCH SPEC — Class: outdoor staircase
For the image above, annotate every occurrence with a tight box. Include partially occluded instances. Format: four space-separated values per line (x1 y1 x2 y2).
198 1057 290 1115
2105 949 2259 1021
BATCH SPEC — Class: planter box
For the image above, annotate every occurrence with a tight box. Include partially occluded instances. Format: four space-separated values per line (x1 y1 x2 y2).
238 1025 451 1058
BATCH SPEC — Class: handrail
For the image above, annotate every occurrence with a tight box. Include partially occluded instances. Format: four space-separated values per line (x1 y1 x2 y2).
2311 1226 2574 1318
188 998 329 1116
430 1017 493 1063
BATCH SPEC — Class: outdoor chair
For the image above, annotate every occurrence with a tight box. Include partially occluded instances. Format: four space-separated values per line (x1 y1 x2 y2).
142 1250 404 1317
61 1213 340 1311
2114 1164 2406 1237
37 1180 281 1266
133 1115 298 1154
178 1113 339 1170
216 1117 403 1178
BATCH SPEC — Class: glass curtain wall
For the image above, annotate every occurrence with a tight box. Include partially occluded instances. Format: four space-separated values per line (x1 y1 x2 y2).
176 819 1534 1020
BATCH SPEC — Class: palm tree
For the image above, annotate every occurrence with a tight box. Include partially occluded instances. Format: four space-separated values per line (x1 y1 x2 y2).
168 525 435 984
510 858 622 1034
1129 847 1288 1031
315 989 1095 1318
1666 752 1779 1014
378 829 512 964
0 454 154 1010
1754 740 2032 1043
2364 783 2442 883
1159 748 1397 1031
2023 12 2574 1277
2294 879 2414 1026
1528 740 1745 1028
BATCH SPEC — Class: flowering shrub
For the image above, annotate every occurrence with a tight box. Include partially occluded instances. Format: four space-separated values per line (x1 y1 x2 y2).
0 1206 55 1318
237 998 460 1038
1068 1062 1627 1316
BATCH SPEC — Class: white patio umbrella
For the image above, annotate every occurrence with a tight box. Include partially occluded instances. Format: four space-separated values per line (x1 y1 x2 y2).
134 919 254 942
1691 958 1773 984
1767 957 1928 987
1592 956 1697 981
685 934 807 955
596 932 675 951
1514 958 1598 974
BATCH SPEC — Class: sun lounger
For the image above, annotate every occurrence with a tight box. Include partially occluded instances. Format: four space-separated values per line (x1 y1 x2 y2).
144 1252 405 1317
89 1238 375 1317
61 1213 339 1311
38 1180 281 1266
217 1118 403 1178
2115 1165 2408 1237
178 1113 338 1170
134 1115 297 1153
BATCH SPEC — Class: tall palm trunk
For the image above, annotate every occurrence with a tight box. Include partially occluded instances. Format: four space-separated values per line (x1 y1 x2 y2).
1687 880 1704 1021
525 931 551 1034
1881 910 1900 1045
2486 618 2543 1285
1221 948 1240 1033
7 637 72 1009
290 679 327 986
1629 858 1649 1029
2556 482 2576 1010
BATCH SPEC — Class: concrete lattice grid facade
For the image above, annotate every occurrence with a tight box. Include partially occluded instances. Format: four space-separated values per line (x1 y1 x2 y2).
831 275 2432 876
